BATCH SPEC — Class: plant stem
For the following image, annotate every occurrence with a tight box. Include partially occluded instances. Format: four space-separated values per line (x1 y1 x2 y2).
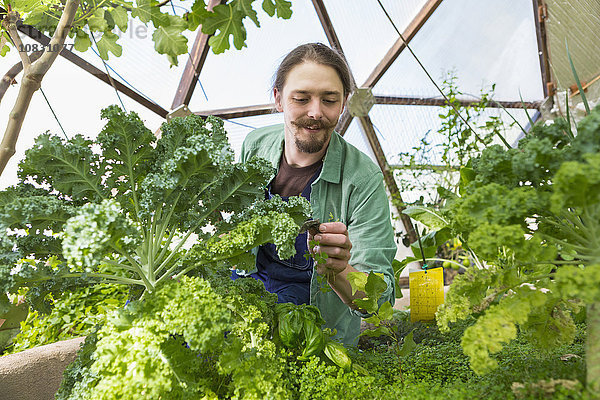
110 244 153 291
86 273 142 286
3 12 31 69
102 260 138 271
425 257 464 269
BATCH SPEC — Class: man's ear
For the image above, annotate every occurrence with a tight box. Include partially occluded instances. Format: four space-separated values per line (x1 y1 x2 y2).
274 88 284 112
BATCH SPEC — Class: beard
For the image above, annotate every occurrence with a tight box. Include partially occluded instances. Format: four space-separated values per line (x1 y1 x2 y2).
291 117 338 154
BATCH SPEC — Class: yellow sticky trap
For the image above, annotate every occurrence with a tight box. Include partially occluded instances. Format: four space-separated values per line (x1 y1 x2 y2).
409 267 444 322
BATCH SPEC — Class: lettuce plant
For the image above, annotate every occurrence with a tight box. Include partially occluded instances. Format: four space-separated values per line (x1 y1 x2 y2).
0 106 310 314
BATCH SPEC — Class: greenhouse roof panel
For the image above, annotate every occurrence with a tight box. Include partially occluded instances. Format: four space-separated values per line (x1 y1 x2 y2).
189 0 329 112
374 0 544 102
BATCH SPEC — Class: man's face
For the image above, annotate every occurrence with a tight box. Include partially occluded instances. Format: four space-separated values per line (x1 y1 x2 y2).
274 61 346 154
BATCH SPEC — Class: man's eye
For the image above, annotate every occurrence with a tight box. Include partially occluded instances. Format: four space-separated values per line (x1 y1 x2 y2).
323 99 337 104
293 98 308 103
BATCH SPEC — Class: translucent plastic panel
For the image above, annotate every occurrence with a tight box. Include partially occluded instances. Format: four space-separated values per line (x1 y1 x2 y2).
189 0 328 112
368 104 534 166
545 0 600 90
0 52 165 189
374 0 544 102
322 0 429 85
222 112 284 159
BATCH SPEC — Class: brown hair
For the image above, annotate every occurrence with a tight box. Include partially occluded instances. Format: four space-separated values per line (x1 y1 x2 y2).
273 43 355 97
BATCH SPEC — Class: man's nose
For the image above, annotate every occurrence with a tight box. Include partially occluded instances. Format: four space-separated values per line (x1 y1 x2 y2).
306 99 324 119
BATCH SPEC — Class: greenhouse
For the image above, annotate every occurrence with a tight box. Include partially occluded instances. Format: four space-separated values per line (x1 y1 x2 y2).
0 0 599 399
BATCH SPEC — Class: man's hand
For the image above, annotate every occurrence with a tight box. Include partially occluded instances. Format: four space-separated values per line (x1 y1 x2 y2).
308 222 352 278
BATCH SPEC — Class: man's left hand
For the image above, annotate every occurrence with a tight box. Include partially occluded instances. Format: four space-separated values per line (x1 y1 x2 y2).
308 222 352 277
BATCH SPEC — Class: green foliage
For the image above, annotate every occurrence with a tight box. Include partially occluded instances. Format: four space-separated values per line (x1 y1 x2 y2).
274 302 353 370
0 107 310 314
2 0 293 63
393 72 511 208
57 275 295 400
415 104 600 375
6 284 127 354
290 356 393 400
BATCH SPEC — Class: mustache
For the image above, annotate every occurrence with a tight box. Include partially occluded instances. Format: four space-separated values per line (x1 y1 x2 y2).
291 117 337 130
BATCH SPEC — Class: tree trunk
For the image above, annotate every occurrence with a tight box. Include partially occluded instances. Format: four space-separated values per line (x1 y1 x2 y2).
0 0 80 177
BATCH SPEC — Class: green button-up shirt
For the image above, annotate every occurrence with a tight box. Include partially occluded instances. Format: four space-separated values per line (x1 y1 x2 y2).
239 124 397 345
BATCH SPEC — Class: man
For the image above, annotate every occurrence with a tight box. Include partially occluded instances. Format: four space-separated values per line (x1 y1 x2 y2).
233 43 396 346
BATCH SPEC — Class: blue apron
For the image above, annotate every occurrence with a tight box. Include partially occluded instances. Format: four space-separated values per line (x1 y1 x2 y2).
231 167 321 305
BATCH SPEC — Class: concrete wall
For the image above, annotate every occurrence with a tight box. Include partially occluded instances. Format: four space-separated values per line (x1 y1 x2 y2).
0 337 84 400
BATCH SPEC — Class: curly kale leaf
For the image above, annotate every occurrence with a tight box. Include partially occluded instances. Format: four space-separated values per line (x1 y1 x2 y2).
97 106 155 214
59 276 290 400
460 285 548 375
555 264 600 304
191 211 307 270
2 107 308 311
1 258 92 314
77 277 232 399
62 199 140 270
18 134 108 204
569 104 600 157
140 115 237 224
447 183 548 237
55 331 100 400
551 153 600 212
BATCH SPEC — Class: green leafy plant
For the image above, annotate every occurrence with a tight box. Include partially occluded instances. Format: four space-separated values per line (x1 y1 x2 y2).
0 106 310 318
56 274 295 399
393 72 511 209
407 98 600 395
275 302 354 371
348 271 416 380
5 283 128 354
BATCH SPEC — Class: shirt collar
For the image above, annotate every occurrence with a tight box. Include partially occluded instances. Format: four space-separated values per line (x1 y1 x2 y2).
319 131 342 184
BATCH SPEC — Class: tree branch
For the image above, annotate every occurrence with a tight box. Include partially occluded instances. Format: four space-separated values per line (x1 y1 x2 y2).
2 11 31 69
0 50 43 104
0 0 80 177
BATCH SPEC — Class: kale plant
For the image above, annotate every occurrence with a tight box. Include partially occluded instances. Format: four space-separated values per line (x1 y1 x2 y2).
406 105 600 395
0 106 310 314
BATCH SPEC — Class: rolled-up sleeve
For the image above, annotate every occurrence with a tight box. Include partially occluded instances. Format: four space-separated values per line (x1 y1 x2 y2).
347 170 397 315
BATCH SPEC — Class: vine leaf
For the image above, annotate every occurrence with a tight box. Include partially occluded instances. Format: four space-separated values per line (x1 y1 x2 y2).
96 31 123 59
152 15 188 64
202 3 247 54
233 0 259 26
111 6 129 31
73 30 92 52
186 0 210 31
262 0 292 19
403 206 448 230
88 9 109 31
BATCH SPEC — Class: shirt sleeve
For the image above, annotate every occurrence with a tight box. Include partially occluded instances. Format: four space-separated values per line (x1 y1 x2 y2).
346 170 397 315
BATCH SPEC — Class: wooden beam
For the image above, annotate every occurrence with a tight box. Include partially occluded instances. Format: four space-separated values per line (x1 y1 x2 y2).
336 111 353 136
194 103 276 119
374 95 541 109
15 24 169 118
171 0 223 109
311 0 344 53
358 115 417 243
363 0 443 88
532 0 554 97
